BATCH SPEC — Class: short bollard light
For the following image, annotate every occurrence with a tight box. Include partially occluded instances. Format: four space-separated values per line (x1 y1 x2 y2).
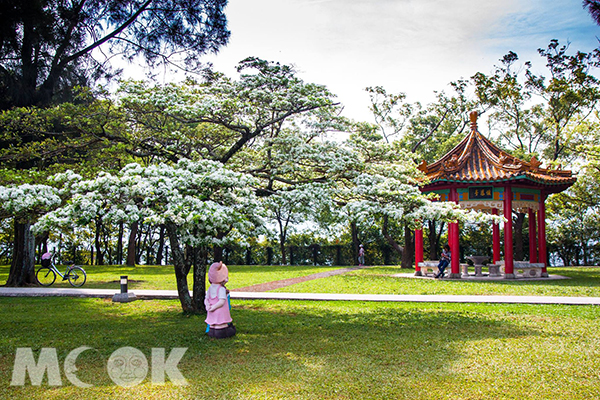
112 275 137 303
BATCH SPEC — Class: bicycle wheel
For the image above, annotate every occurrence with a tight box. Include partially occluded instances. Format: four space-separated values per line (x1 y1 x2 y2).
67 266 87 287
36 267 57 286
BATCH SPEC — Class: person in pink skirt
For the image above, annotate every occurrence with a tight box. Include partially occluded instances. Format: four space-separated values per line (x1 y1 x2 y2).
205 261 236 339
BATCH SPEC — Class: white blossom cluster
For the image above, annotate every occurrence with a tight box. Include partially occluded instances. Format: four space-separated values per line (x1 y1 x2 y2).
0 184 61 220
339 170 505 230
118 58 339 140
35 159 263 247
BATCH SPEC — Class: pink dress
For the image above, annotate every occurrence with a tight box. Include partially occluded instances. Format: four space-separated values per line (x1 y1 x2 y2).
205 285 232 326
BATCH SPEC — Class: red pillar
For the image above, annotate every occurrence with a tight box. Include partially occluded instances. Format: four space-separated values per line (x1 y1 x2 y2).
449 188 460 277
538 192 548 276
503 186 515 278
528 208 538 263
415 228 424 276
492 208 501 263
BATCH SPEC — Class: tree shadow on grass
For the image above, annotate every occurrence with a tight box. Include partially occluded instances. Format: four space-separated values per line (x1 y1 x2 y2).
0 297 548 398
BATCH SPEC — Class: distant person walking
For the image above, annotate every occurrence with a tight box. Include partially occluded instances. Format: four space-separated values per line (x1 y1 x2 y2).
434 244 451 279
358 244 365 266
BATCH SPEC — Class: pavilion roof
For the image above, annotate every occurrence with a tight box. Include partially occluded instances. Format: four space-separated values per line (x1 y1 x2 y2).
418 112 576 193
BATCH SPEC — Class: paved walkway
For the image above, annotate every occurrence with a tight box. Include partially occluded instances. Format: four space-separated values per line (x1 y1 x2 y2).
1 287 599 305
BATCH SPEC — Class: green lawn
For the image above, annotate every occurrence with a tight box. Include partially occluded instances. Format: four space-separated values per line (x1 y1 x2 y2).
271 266 600 297
2 264 600 298
0 264 342 291
0 297 599 399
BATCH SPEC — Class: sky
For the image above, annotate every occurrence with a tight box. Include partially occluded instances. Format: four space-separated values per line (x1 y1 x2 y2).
160 0 600 123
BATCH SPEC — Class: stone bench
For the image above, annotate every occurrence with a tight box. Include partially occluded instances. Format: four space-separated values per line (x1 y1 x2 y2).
487 264 502 277
419 261 466 277
514 262 544 278
460 263 483 277
418 261 441 276
498 261 544 278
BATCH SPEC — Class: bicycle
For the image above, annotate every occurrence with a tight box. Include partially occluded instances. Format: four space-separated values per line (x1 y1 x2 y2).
36 261 87 287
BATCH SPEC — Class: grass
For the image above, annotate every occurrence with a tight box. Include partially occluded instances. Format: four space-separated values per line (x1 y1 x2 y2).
2 264 600 298
0 264 343 291
1 265 600 398
270 266 600 297
0 297 599 399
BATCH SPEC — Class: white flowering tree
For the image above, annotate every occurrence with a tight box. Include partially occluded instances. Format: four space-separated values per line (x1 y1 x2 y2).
36 159 262 313
108 57 345 264
338 131 503 267
0 185 62 286
262 182 336 265
118 57 341 164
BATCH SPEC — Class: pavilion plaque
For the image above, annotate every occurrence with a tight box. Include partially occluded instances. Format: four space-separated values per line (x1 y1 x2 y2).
469 186 493 200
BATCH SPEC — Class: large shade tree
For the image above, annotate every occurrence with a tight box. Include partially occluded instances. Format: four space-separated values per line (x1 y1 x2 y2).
36 159 261 312
119 58 345 263
0 0 229 109
0 0 230 286
0 184 61 286
118 57 341 165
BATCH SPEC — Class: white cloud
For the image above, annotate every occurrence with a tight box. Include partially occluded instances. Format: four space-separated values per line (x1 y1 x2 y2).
129 0 600 125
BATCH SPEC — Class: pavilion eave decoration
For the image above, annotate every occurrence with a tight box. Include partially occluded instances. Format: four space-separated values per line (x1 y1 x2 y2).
417 118 576 194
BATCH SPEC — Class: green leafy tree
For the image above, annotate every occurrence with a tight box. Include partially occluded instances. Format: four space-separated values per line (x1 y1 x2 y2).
119 57 341 166
119 58 345 264
364 82 481 263
472 51 546 158
584 0 600 25
0 0 229 109
526 40 600 161
547 150 600 266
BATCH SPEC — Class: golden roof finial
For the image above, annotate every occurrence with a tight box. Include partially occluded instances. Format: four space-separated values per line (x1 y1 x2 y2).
469 111 478 131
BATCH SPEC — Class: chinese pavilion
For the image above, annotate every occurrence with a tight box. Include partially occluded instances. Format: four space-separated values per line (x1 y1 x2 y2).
414 111 577 278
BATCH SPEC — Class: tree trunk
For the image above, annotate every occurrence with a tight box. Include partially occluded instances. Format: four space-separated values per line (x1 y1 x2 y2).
192 247 207 314
165 223 196 313
213 246 223 263
156 225 165 265
401 225 414 268
382 244 391 265
245 247 252 265
514 212 525 261
6 220 36 287
35 231 49 264
428 220 445 260
351 221 359 265
382 215 404 259
94 217 104 265
126 222 138 266
116 222 124 265
311 244 319 265
279 239 287 265
145 228 153 265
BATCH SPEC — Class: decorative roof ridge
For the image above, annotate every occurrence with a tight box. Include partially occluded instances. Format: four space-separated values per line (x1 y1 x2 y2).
417 111 576 191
